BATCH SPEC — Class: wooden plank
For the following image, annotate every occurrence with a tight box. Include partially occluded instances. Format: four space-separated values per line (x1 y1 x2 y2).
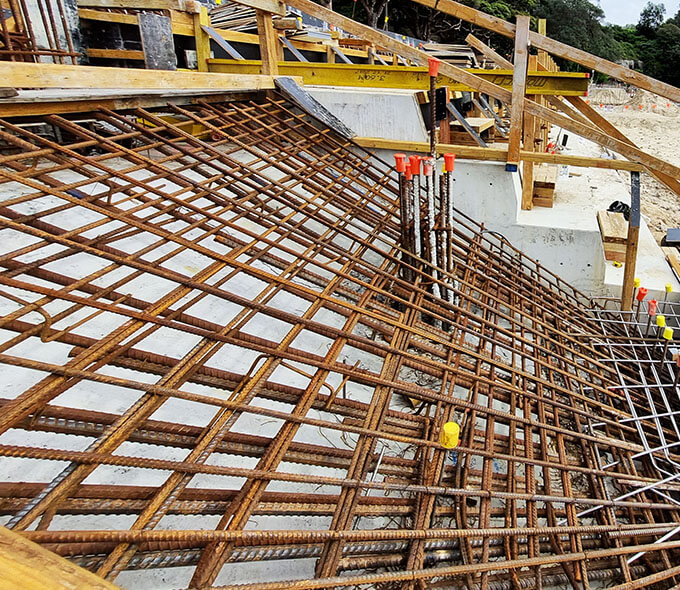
0 61 283 90
194 6 212 70
139 12 176 70
450 116 493 132
598 210 628 245
77 0 188 10
255 9 279 75
446 102 487 148
411 0 680 104
0 526 120 590
465 33 512 69
225 0 286 16
0 90 253 117
353 136 646 171
622 171 641 311
507 15 529 168
78 8 138 25
86 48 145 60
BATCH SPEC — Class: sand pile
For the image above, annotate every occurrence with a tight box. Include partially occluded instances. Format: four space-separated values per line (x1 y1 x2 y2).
601 89 680 235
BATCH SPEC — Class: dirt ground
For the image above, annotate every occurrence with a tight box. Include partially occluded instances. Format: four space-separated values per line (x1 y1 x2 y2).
587 87 680 239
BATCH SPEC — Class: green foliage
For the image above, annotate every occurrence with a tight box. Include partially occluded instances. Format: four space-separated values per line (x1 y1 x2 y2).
637 2 666 35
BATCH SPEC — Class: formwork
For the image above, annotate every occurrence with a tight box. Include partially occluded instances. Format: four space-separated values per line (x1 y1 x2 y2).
0 95 680 590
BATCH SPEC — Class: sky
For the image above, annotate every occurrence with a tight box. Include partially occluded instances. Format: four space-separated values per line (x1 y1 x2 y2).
598 0 680 25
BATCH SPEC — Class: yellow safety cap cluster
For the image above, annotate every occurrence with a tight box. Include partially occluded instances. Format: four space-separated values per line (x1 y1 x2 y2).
441 422 460 449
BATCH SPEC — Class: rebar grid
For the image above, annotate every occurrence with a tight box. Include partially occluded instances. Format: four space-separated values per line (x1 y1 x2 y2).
0 0 77 63
0 95 679 589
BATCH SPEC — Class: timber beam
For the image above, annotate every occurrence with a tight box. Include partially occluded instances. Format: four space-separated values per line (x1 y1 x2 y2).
208 60 589 95
354 137 645 172
0 61 293 91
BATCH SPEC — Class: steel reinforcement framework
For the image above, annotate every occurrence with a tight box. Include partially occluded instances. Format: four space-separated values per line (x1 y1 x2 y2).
0 95 679 589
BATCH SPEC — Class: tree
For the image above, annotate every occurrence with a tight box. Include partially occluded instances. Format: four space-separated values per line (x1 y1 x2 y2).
637 2 666 36
533 0 621 67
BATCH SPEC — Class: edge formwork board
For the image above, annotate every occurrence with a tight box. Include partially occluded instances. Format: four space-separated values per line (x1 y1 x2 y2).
0 62 286 90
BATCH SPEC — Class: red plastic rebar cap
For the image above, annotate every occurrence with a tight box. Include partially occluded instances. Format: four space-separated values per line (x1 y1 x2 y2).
648 299 658 315
408 155 422 175
636 287 648 302
428 58 441 77
404 162 412 180
393 153 407 173
444 153 456 172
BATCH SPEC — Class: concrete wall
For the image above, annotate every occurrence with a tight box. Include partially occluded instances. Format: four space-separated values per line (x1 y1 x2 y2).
308 87 429 143
373 149 607 292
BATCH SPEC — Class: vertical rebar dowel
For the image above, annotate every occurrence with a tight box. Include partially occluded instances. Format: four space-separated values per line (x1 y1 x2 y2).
444 153 456 304
438 172 447 301
393 153 409 281
423 157 440 300
409 155 422 258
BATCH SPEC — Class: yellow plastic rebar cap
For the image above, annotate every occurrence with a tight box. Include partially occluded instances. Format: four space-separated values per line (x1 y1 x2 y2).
664 327 674 341
441 422 460 449
657 315 667 328
634 278 641 288
666 283 674 293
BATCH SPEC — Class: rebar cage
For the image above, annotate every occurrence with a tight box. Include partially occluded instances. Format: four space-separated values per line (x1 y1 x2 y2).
0 95 679 589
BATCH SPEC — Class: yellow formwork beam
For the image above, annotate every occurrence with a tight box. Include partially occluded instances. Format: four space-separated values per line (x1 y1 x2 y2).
208 60 588 96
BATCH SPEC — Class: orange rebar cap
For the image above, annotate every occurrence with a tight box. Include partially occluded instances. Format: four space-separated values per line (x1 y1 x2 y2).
394 153 407 173
404 162 412 181
428 58 441 77
409 155 422 175
648 299 658 316
444 153 456 172
636 287 648 302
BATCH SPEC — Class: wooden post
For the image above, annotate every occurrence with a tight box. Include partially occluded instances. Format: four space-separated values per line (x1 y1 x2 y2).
193 5 210 72
326 44 336 63
506 15 530 171
521 60 537 210
622 171 641 311
256 9 279 75
367 46 375 64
